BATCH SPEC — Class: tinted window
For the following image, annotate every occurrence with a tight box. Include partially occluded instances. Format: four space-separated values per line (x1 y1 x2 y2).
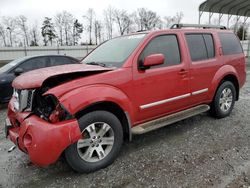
49 56 75 66
203 34 215 58
18 57 48 71
140 35 181 68
219 33 243 55
186 34 215 61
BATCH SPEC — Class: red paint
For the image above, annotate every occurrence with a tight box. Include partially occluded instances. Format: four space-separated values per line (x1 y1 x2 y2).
7 28 246 166
143 54 165 67
12 64 114 89
8 107 81 166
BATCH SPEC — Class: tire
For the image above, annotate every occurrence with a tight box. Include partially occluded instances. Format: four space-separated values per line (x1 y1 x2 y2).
65 111 123 173
210 81 236 119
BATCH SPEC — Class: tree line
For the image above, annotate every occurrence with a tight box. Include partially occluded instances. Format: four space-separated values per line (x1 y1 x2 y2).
0 7 184 47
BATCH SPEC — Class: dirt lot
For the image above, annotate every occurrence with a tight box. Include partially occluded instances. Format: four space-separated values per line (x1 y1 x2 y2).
0 72 249 188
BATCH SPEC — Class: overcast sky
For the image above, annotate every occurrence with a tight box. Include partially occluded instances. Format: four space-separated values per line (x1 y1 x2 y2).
0 0 205 24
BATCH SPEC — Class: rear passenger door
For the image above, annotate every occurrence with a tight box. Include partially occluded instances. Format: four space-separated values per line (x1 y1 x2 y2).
185 32 221 105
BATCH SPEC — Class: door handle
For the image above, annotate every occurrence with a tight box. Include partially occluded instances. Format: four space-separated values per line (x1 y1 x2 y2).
178 69 188 75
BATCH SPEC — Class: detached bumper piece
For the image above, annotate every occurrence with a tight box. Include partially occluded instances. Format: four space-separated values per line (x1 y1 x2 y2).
7 115 82 166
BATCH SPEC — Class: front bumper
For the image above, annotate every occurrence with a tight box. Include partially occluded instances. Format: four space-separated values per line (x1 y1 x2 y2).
7 99 82 166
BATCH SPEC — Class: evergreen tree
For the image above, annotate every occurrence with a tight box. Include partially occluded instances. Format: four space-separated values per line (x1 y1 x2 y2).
73 19 83 45
41 17 56 46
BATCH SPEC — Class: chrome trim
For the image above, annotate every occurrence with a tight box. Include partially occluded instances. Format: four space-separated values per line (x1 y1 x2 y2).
19 90 30 110
13 89 19 111
13 89 35 112
192 88 208 95
140 93 191 110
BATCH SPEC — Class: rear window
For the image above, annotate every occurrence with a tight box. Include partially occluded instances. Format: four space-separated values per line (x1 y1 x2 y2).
219 33 243 55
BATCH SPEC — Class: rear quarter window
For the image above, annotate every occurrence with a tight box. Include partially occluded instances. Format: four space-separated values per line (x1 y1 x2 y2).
219 33 243 55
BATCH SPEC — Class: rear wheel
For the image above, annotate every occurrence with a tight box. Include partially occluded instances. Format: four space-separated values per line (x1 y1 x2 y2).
65 111 123 173
210 81 236 118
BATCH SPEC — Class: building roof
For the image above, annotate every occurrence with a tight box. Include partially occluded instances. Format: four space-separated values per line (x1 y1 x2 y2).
199 0 250 17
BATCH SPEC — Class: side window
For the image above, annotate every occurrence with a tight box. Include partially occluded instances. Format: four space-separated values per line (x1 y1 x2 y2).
18 57 48 72
185 34 215 62
139 35 181 68
203 34 215 58
219 33 243 55
49 56 73 67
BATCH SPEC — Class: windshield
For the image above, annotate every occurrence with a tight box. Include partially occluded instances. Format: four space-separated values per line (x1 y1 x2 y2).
0 56 30 73
82 34 146 68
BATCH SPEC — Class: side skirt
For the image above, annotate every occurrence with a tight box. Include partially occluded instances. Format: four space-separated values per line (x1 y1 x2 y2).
132 105 210 135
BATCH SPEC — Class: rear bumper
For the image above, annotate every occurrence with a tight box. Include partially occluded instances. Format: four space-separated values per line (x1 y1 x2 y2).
7 99 82 166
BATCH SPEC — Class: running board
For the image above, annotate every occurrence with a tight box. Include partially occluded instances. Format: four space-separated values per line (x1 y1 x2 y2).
132 105 210 135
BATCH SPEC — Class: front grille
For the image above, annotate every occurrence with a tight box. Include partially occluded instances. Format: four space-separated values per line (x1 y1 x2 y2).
26 91 33 109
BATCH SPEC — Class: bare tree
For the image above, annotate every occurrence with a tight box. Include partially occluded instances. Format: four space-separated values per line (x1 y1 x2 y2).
54 11 74 46
83 8 95 45
54 13 64 45
114 9 132 35
0 23 7 47
3 16 16 46
30 24 39 46
164 12 184 28
103 6 115 39
94 20 102 44
134 8 161 31
16 15 29 46
62 11 74 45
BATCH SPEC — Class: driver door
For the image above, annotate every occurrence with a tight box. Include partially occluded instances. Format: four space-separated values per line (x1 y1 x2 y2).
132 33 190 123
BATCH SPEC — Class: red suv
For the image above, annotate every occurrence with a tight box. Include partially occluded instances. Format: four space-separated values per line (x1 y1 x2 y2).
5 24 246 173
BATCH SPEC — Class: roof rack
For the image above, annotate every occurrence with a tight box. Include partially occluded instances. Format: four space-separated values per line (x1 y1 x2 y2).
170 24 227 30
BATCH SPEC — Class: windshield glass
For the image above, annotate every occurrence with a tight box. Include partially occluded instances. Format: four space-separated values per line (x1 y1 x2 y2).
82 34 146 67
0 56 30 73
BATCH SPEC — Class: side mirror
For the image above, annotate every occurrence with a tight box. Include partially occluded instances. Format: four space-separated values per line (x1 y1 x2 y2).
141 54 165 69
14 68 24 76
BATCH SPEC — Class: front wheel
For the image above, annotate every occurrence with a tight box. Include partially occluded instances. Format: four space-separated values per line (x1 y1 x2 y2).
65 111 123 173
210 81 236 119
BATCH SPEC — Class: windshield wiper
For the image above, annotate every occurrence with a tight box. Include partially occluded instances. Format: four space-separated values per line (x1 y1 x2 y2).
86 62 106 67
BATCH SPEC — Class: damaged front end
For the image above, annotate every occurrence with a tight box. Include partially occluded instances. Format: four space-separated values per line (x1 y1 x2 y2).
7 87 82 166
6 64 115 166
13 86 73 122
33 90 73 123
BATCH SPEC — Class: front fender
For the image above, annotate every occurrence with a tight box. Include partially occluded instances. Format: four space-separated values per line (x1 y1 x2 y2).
52 84 136 123
209 65 239 100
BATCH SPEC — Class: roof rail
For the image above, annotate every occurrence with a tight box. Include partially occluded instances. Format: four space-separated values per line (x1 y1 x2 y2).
170 24 227 30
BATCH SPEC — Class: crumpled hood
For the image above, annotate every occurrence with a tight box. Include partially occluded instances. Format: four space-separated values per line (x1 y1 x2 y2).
12 64 115 89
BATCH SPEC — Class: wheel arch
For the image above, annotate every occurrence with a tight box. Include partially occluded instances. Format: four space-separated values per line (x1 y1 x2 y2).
210 65 240 101
219 74 239 101
75 101 132 141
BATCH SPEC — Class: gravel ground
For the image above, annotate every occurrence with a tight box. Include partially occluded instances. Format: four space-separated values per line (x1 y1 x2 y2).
0 72 249 188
